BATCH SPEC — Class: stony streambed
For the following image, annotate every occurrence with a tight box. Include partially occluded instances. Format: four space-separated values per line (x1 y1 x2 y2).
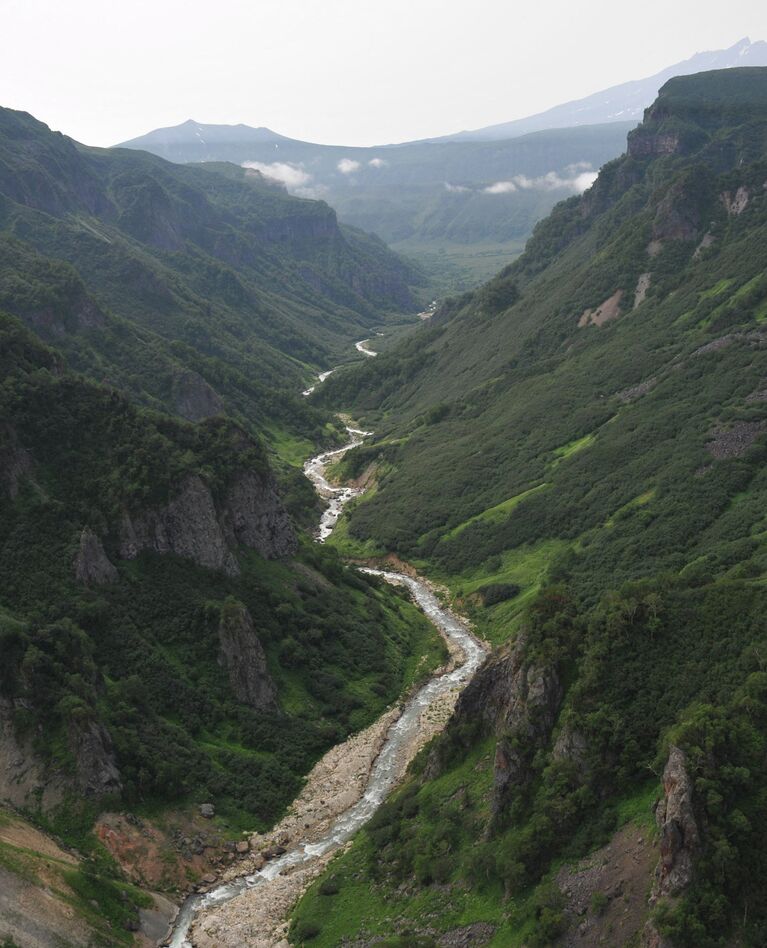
165 369 487 948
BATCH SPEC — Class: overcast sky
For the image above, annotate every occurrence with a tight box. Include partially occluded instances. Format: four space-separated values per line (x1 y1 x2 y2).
2 0 767 147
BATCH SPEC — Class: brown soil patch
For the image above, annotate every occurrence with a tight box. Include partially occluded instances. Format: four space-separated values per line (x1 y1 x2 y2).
0 813 77 865
578 291 624 328
96 811 229 893
556 824 656 947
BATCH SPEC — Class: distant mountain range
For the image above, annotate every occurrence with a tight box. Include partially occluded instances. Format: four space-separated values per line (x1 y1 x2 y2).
118 38 767 285
433 36 767 141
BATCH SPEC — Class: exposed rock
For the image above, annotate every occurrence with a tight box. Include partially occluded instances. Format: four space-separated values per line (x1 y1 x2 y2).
73 527 118 585
646 239 664 258
691 334 736 357
651 745 699 901
634 272 652 308
706 420 767 459
455 637 562 738
120 475 240 575
220 471 298 559
119 466 296 575
721 186 749 216
557 824 656 947
67 718 122 797
437 922 496 946
173 370 225 422
642 920 674 948
235 840 250 855
617 377 657 403
0 699 64 809
451 637 562 816
578 290 623 328
0 427 33 499
693 232 715 259
651 179 701 243
218 602 277 711
200 804 215 819
552 724 590 778
138 892 178 946
628 131 682 159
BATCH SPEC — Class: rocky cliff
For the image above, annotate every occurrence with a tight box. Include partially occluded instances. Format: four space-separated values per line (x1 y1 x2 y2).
119 468 297 576
217 600 277 710
442 636 563 819
0 699 121 809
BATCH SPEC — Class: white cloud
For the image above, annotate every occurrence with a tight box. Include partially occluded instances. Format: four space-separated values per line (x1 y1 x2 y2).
337 158 361 174
368 157 387 168
444 182 471 193
483 169 598 195
242 160 311 190
483 180 517 194
572 171 598 192
565 160 593 174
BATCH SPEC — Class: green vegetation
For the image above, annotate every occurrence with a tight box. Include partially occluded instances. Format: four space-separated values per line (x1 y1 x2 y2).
293 68 767 945
121 121 632 281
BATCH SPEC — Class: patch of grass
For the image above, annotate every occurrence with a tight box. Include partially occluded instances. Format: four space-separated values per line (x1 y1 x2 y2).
444 484 549 540
551 432 597 463
700 278 734 299
450 541 569 644
605 489 656 527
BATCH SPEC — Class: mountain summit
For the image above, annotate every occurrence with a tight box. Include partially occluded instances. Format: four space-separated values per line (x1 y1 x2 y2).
436 36 767 141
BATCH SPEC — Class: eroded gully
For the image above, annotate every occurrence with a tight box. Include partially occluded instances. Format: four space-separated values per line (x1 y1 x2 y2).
166 357 488 948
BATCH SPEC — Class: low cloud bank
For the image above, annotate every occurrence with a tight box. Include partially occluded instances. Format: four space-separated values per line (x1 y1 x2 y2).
338 158 361 174
483 168 598 195
368 157 387 168
242 160 311 189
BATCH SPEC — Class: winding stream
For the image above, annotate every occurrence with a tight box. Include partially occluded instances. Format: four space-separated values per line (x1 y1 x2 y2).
166 363 487 947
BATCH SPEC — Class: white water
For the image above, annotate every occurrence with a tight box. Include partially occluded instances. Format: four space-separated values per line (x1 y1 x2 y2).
302 426 371 541
165 361 487 948
355 338 377 357
301 369 334 397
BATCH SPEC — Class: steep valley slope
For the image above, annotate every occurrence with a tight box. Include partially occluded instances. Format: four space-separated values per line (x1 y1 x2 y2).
290 67 767 947
0 104 449 947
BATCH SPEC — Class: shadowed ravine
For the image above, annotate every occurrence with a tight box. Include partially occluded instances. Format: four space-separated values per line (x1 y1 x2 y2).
165 365 487 947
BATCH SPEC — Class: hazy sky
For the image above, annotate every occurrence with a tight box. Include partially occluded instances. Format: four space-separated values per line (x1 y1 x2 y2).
2 0 767 147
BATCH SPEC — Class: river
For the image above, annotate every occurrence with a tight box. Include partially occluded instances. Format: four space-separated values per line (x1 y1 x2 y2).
165 364 487 947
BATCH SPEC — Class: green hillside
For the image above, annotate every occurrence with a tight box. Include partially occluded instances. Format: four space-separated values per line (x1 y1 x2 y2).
119 121 633 288
0 106 418 449
293 68 767 946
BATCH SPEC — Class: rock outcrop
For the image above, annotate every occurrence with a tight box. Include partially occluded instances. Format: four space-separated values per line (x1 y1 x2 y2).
67 718 122 798
173 370 225 422
0 427 32 499
451 637 563 816
74 527 118 585
651 745 699 900
119 469 296 576
0 700 121 807
217 601 277 710
0 699 64 809
220 472 297 560
120 475 240 575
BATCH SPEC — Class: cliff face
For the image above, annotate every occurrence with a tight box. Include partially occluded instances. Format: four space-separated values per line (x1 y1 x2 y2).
450 637 563 817
119 468 297 576
651 746 699 901
0 699 121 808
217 601 277 711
